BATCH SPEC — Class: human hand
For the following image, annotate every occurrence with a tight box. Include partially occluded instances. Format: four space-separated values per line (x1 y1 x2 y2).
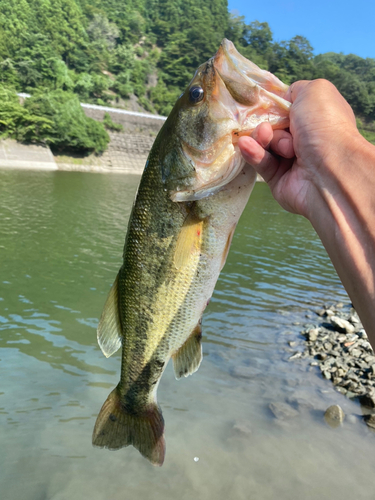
238 79 360 219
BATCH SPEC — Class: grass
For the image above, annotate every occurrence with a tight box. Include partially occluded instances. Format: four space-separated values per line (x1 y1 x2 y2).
357 118 375 145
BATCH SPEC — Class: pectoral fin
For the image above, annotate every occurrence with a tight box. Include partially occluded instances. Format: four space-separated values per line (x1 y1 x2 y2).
220 223 236 270
97 274 122 358
174 213 204 270
172 321 203 379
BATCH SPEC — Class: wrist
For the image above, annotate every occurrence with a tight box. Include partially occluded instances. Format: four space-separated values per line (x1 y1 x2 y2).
305 131 375 226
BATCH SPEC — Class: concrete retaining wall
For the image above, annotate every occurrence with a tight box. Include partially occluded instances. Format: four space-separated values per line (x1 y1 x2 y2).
0 139 57 170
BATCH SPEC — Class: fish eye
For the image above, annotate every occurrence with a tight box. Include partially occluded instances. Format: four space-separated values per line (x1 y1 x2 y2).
189 86 204 104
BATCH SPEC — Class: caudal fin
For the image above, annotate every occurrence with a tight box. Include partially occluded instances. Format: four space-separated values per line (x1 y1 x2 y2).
92 387 165 466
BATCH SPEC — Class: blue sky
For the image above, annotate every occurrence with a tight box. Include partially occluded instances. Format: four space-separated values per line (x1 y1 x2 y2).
228 0 375 59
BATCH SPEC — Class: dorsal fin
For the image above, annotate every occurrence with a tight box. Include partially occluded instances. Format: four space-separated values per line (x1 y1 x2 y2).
97 274 122 358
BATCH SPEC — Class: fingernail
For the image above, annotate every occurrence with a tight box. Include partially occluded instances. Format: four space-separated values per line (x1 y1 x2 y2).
278 138 291 157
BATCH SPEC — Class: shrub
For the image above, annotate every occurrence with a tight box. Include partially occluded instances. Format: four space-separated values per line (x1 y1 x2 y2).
0 87 110 154
103 112 124 132
23 90 110 154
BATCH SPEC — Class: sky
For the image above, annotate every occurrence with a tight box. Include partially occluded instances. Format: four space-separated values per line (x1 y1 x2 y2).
228 0 375 59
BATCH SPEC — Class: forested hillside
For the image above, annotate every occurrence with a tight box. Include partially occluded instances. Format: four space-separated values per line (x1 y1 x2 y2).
1 0 374 151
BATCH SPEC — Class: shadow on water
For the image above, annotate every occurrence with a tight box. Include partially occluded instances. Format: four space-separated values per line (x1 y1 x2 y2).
1 171 375 500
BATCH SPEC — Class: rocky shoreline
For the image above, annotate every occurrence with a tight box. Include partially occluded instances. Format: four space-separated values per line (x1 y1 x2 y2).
288 302 375 429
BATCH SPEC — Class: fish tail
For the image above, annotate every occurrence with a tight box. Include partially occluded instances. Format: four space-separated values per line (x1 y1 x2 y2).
92 387 165 466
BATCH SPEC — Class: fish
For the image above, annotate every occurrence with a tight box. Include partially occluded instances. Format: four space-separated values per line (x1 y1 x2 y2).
92 39 290 466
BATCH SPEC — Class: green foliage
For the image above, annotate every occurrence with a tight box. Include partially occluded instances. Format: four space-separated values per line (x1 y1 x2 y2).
0 86 53 139
103 112 123 132
0 87 109 153
23 90 110 153
0 0 375 142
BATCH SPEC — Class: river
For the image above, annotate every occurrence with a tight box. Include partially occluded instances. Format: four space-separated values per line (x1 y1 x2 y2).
1 169 374 500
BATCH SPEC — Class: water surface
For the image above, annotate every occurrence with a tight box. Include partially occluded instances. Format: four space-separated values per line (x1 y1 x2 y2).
1 170 374 500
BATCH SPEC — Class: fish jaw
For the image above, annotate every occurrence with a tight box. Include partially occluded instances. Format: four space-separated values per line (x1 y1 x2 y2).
170 39 290 202
212 38 290 133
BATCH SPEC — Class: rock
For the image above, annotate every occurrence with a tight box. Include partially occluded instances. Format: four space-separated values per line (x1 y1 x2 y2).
349 314 360 324
288 352 302 361
336 368 346 377
285 377 299 387
359 394 375 408
330 316 355 333
336 387 347 395
269 402 299 420
347 373 360 383
286 393 315 411
231 366 262 379
308 328 319 341
232 420 252 436
362 341 372 351
364 414 375 430
324 405 345 428
332 377 343 385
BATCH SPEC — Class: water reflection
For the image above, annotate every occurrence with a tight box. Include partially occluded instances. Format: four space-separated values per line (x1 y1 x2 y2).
1 170 375 500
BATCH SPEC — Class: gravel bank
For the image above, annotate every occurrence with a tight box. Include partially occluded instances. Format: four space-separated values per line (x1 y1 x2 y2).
288 302 375 429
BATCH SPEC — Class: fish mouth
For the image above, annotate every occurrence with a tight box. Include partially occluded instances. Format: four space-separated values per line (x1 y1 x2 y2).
213 39 291 133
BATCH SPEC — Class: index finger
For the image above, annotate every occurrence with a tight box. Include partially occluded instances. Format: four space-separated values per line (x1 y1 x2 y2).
284 80 311 103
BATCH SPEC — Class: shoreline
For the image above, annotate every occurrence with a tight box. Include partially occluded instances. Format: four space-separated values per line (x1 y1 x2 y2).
0 138 265 180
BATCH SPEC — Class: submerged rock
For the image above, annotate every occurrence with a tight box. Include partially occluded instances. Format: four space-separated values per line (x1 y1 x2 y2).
232 420 253 436
231 366 262 379
269 402 299 420
324 404 345 428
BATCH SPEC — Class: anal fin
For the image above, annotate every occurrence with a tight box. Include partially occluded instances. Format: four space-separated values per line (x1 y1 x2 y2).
97 273 122 358
172 320 203 379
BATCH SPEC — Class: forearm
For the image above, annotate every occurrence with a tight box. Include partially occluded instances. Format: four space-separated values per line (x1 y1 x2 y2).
307 133 375 344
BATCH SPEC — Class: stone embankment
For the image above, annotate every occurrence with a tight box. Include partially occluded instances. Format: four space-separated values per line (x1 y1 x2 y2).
289 302 375 430
0 139 57 170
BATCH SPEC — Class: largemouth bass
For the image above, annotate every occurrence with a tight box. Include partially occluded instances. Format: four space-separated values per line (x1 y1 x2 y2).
92 39 290 465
